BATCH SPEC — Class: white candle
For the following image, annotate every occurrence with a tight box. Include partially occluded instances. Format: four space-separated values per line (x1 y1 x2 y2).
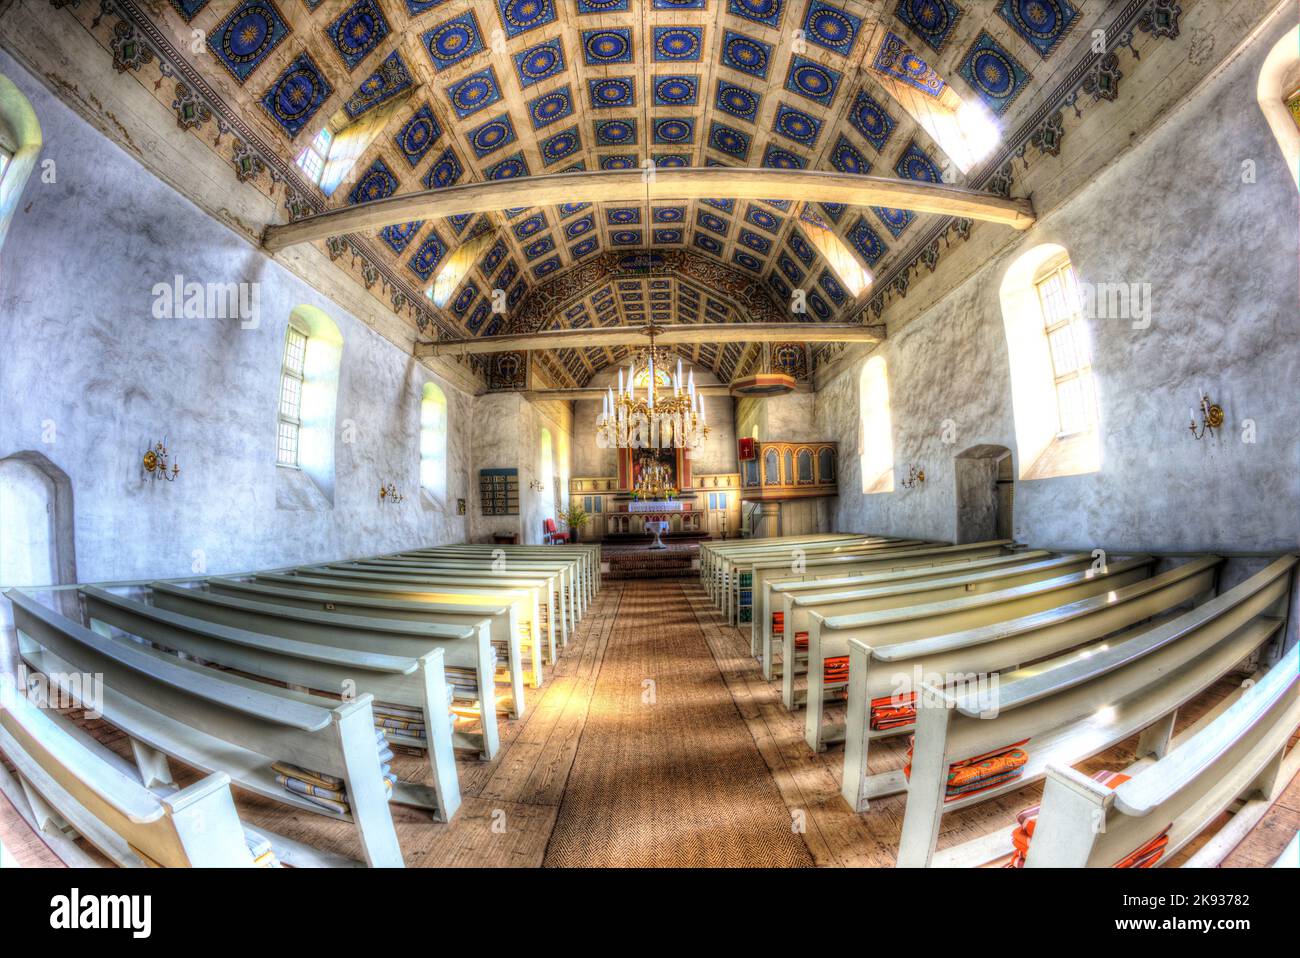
1189 407 1196 424
618 368 624 394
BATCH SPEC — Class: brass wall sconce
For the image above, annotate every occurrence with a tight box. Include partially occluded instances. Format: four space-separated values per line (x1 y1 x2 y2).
902 465 926 488
1188 393 1224 440
142 440 180 481
529 479 544 492
379 483 405 504
456 498 467 516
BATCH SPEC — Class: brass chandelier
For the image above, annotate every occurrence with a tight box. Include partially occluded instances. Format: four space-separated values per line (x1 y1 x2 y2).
596 326 709 451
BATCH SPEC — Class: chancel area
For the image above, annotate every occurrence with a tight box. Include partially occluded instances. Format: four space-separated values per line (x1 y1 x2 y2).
0 0 1298 877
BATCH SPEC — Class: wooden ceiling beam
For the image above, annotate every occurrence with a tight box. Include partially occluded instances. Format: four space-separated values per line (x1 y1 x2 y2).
521 384 770 402
263 167 1034 251
413 322 883 358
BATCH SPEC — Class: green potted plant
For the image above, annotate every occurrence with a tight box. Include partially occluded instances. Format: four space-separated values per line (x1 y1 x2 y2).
560 503 590 543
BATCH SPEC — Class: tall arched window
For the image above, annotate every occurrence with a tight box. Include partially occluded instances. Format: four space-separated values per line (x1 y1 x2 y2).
0 73 42 259
1000 244 1101 480
420 382 448 505
539 427 555 513
276 306 343 504
858 355 895 494
1258 24 1300 193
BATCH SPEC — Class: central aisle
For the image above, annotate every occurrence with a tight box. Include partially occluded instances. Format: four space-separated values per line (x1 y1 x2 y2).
543 579 815 867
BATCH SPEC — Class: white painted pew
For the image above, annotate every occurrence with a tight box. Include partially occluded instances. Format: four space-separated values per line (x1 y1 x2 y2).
403 545 598 607
841 557 1223 812
721 537 921 624
322 561 571 645
895 555 1296 867
256 571 549 685
779 553 1098 702
350 556 580 634
203 577 531 701
803 556 1156 751
8 590 405 867
757 542 1032 673
0 679 263 867
765 548 1051 669
300 566 560 664
82 587 462 816
701 533 859 591
703 533 865 606
145 582 501 761
751 539 1017 654
726 538 932 625
1025 653 1300 868
408 544 600 603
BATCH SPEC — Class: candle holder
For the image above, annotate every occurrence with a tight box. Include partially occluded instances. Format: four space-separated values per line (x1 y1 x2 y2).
379 483 404 504
902 465 926 488
1188 394 1224 440
142 440 180 482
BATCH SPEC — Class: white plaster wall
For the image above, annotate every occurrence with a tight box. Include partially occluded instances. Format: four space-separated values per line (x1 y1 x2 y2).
816 21 1300 555
468 392 572 544
0 53 473 583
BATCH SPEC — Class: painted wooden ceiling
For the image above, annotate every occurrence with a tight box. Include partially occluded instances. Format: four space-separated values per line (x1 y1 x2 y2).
129 0 1110 384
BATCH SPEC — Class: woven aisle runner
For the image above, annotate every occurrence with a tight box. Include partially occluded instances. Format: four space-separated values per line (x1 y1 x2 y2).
543 580 814 867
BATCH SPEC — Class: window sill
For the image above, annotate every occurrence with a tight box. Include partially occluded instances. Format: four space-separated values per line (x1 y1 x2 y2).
1022 429 1100 481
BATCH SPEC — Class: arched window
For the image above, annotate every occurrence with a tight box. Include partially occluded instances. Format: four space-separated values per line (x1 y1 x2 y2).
858 355 894 494
539 428 555 509
276 306 342 504
0 73 42 259
999 244 1101 480
1258 24 1300 193
420 382 448 505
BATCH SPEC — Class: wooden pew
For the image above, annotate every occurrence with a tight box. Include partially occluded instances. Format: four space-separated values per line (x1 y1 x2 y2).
709 534 899 619
1023 653 1300 868
349 555 582 633
0 679 266 867
405 544 599 607
300 565 561 662
702 533 864 606
723 538 932 625
145 582 502 761
408 543 601 602
8 589 406 867
751 539 1016 653
779 553 1097 699
201 577 530 703
756 541 1030 672
257 571 550 684
82 587 462 814
840 557 1223 812
894 555 1295 867
802 556 1157 751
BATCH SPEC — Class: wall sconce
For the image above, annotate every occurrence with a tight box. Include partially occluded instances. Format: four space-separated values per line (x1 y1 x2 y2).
142 440 180 482
1188 393 1224 440
529 479 544 492
456 498 467 516
902 465 926 488
379 483 405 504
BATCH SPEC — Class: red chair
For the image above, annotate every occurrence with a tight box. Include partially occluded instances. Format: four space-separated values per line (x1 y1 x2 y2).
543 518 570 545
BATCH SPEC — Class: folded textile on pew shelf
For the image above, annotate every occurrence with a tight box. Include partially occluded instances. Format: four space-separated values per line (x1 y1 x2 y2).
1005 769 1130 868
870 693 917 731
272 730 397 817
904 739 1031 801
824 655 849 685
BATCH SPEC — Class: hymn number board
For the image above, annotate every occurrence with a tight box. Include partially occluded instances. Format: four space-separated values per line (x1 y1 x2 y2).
479 468 519 516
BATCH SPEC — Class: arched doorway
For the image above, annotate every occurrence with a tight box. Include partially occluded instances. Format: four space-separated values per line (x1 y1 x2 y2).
0 451 77 676
954 444 1014 543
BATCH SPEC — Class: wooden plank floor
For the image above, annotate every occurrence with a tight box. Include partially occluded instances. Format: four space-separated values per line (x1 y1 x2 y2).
1 575 1296 867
